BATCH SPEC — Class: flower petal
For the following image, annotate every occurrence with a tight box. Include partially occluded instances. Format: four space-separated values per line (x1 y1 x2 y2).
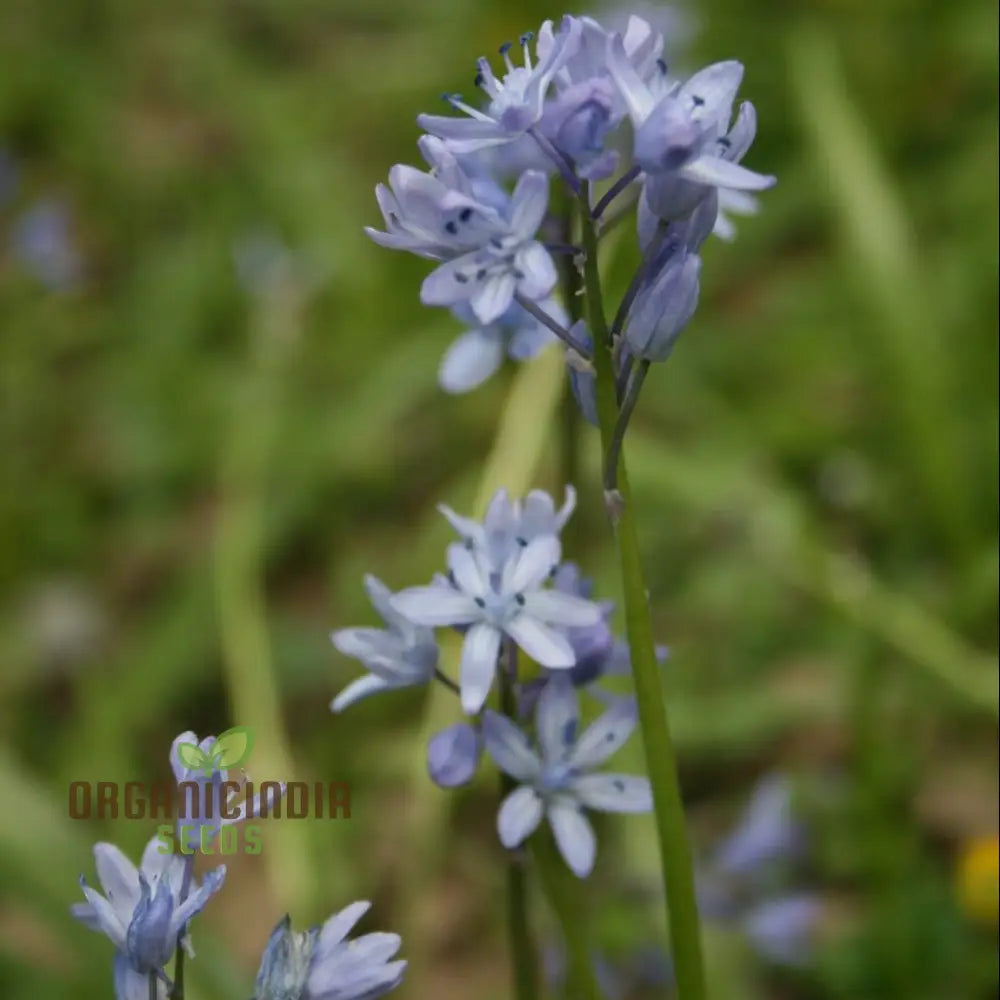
535 675 580 762
547 798 597 877
459 622 502 713
505 614 576 668
168 865 226 941
513 242 557 301
448 542 489 598
678 60 744 127
502 535 561 594
471 272 516 325
522 589 601 626
438 328 505 393
390 585 481 626
569 697 639 768
572 773 652 813
678 155 775 191
78 877 127 950
497 786 544 848
331 674 393 713
606 33 657 123
509 171 549 239
315 900 371 953
93 843 140 916
481 710 541 781
170 731 199 783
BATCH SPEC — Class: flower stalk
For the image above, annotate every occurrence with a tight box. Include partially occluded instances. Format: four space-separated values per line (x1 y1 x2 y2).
578 181 707 1000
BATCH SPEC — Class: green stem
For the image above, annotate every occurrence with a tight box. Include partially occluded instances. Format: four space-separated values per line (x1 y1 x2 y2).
149 973 158 1000
499 649 538 1000
577 181 707 1000
556 197 583 549
170 950 184 1000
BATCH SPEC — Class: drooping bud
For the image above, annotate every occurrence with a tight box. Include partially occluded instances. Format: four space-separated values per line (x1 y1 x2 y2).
624 251 701 361
427 722 482 788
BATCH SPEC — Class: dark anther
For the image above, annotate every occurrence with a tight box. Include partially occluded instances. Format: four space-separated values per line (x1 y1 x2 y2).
516 536 528 547
519 31 534 44
474 72 484 87
459 207 473 222
476 268 487 280
455 272 469 284
691 95 705 107
499 41 513 54
490 236 504 249
514 593 526 606
444 220 458 234
513 269 525 280
474 596 486 608
656 58 668 75
613 779 626 792
606 731 616 742
717 136 732 148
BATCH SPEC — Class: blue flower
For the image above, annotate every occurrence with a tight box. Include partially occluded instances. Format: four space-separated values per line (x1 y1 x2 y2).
605 36 775 221
170 731 284 851
420 170 556 324
11 198 82 290
438 298 564 394
427 722 482 787
696 775 821 966
418 18 583 155
438 485 577 573
534 15 666 179
365 142 506 260
743 895 821 967
72 837 225 997
391 535 601 714
330 574 439 712
483 679 651 876
713 774 805 879
252 904 405 1000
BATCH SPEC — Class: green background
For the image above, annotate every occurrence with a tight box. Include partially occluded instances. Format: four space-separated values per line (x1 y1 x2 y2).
0 0 996 997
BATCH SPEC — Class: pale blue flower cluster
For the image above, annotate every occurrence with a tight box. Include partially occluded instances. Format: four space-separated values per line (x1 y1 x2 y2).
367 13 774 395
697 774 822 966
330 487 664 876
72 732 406 999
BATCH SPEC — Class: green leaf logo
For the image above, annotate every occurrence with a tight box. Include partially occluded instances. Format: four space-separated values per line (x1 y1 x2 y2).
210 725 255 772
176 726 254 777
176 741 211 773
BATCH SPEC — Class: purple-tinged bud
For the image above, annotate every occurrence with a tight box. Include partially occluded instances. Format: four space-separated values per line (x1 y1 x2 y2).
427 722 482 788
126 874 175 971
625 251 701 362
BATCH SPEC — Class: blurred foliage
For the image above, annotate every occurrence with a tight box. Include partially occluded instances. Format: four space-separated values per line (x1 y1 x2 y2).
0 0 997 998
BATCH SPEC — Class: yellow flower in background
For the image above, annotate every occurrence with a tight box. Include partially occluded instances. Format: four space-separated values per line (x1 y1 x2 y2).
957 835 999 925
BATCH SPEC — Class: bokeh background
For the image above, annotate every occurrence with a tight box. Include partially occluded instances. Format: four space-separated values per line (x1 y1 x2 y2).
1 0 997 998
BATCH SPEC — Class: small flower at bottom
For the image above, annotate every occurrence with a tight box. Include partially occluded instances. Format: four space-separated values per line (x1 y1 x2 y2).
484 678 651 876
72 836 225 997
252 903 405 1000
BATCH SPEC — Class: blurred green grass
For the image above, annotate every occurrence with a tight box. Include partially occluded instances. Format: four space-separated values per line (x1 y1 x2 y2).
0 0 997 998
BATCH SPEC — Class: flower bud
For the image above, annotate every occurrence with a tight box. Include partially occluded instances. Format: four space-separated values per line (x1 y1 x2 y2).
625 252 701 362
427 723 482 788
